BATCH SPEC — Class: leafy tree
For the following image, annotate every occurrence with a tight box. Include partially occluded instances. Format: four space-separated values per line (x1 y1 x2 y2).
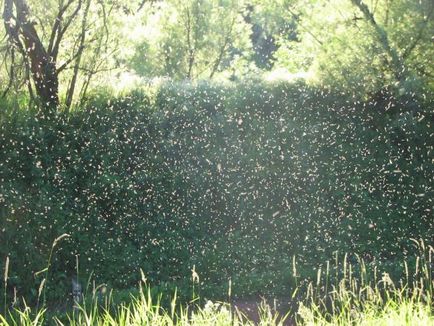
129 0 252 80
270 0 434 97
3 0 65 108
0 0 134 110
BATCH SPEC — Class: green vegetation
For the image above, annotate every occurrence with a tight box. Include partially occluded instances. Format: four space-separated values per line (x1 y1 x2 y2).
1 81 433 314
1 0 433 103
1 240 432 325
1 0 433 324
297 240 433 325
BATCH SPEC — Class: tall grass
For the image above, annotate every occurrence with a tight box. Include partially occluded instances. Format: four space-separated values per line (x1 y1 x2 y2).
0 241 432 325
3 256 9 318
296 240 434 325
0 286 287 326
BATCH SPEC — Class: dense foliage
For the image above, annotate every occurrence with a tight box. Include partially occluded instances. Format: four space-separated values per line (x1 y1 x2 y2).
1 81 432 303
1 0 433 103
0 0 433 323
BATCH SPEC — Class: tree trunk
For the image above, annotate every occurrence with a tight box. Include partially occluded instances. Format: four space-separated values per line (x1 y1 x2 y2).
3 0 59 110
20 20 59 108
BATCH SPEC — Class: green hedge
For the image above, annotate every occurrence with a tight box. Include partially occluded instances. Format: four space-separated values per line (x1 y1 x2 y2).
0 81 432 303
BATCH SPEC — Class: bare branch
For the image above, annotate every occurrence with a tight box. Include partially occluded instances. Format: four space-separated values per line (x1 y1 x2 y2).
56 44 85 73
48 0 75 55
51 0 82 60
65 0 90 109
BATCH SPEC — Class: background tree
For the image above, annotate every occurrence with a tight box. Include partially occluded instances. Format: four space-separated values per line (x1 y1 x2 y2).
0 0 130 110
3 0 64 108
268 0 434 97
1 0 432 105
129 0 252 81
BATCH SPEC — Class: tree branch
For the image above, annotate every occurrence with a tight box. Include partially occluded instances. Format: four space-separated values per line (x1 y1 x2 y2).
51 0 82 61
402 3 434 59
350 0 406 83
56 44 85 73
3 0 59 108
1 46 15 98
65 0 90 109
209 15 236 79
48 0 76 55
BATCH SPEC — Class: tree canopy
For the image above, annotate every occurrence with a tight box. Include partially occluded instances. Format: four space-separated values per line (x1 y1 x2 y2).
1 0 432 107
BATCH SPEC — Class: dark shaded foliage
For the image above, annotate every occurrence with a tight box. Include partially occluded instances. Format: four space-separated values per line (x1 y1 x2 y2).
0 81 432 304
